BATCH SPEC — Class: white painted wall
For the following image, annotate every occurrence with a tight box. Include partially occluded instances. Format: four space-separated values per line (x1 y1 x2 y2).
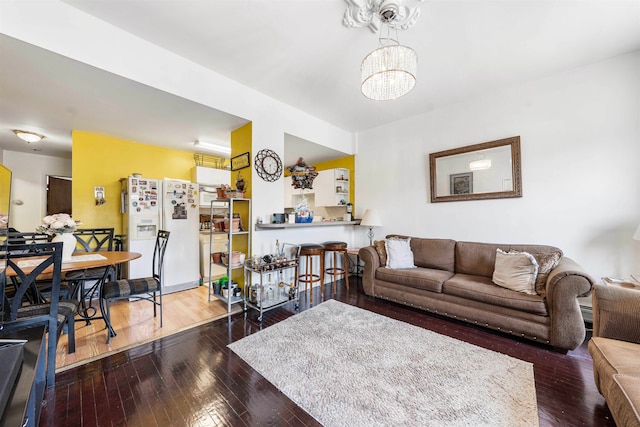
2 150 72 232
355 51 640 279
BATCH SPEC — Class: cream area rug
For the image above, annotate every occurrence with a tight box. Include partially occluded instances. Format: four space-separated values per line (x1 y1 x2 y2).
228 299 539 427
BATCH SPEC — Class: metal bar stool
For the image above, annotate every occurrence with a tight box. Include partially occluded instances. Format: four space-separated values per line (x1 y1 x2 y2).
323 241 349 294
297 243 325 305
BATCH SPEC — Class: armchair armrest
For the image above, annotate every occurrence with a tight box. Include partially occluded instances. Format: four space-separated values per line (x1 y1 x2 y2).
358 246 380 296
592 283 640 344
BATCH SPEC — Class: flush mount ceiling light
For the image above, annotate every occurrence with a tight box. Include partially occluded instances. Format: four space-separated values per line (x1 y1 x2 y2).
193 140 231 157
469 158 492 171
13 129 45 143
344 0 421 101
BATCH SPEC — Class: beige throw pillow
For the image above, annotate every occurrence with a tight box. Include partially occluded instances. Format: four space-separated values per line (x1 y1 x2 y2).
373 240 387 266
492 249 539 295
385 237 416 269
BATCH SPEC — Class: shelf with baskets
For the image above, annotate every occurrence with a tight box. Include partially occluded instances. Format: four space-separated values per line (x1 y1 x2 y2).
207 198 251 313
243 243 301 322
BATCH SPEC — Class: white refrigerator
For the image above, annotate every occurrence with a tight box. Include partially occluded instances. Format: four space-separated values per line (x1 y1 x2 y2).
122 176 200 294
161 179 200 293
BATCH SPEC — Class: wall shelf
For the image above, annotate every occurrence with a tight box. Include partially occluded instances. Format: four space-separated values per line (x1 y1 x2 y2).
255 220 360 230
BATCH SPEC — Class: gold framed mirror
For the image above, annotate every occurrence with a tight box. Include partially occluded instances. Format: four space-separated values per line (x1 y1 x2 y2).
429 136 522 203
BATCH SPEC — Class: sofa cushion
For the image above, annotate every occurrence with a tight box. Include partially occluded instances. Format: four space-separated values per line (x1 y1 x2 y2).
589 337 640 379
376 267 453 293
589 337 640 427
608 375 640 427
385 237 416 269
455 241 563 279
455 242 510 278
492 249 538 295
387 235 456 272
443 274 548 315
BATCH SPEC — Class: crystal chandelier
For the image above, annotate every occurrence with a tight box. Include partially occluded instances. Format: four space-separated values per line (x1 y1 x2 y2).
354 0 418 101
361 30 417 100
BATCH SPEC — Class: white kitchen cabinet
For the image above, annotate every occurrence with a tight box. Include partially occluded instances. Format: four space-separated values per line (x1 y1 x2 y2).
191 166 230 186
313 170 335 207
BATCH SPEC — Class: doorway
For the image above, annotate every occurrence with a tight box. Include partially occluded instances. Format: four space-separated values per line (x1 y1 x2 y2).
47 175 72 216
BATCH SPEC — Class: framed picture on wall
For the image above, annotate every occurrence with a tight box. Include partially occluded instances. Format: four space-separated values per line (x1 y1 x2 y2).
450 172 473 195
231 152 250 171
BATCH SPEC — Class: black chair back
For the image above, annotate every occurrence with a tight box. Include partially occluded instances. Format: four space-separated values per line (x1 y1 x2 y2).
73 228 114 252
7 231 51 247
3 242 63 322
153 230 170 286
0 241 64 386
100 230 170 344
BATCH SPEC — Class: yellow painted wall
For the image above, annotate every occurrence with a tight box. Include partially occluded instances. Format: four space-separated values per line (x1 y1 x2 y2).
0 164 11 227
229 122 252 284
72 131 195 234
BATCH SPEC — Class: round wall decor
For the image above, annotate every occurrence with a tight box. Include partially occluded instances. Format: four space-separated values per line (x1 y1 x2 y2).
254 149 283 182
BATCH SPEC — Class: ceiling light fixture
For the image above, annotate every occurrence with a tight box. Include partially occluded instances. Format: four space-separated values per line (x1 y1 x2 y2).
13 129 45 143
344 0 421 101
193 140 231 156
469 158 492 171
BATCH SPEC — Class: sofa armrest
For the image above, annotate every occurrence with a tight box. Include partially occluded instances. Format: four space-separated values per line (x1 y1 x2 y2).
546 257 595 350
592 283 640 343
358 246 380 296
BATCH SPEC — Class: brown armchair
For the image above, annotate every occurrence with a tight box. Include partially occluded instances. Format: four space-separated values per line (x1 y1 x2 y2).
588 283 640 427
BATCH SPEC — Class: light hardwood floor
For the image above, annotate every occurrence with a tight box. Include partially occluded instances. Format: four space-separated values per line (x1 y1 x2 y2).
55 285 239 371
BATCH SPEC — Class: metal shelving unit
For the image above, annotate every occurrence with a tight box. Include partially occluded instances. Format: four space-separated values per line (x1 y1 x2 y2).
207 198 251 313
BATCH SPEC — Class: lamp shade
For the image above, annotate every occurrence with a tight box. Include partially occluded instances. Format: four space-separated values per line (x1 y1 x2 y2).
633 223 640 240
360 209 383 227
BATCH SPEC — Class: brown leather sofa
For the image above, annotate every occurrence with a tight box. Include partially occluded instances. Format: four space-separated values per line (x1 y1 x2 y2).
358 236 594 351
589 283 640 427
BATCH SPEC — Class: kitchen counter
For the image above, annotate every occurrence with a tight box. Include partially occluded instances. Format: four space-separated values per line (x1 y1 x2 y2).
255 220 360 230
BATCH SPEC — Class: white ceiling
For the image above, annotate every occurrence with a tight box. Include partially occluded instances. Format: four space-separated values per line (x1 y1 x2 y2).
1 0 639 164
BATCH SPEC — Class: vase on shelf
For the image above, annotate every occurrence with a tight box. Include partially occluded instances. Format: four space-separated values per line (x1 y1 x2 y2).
52 232 76 261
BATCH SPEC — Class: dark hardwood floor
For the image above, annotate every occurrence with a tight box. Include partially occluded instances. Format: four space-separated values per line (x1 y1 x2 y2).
39 278 615 426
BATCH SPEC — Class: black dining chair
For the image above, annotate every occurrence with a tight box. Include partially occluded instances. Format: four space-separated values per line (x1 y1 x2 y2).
100 230 170 344
64 228 115 321
6 231 64 304
0 241 77 386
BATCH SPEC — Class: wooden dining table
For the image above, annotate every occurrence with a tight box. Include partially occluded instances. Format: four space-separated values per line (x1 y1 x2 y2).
3 251 141 277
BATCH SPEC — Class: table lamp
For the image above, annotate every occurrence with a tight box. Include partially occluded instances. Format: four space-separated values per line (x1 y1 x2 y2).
361 209 382 246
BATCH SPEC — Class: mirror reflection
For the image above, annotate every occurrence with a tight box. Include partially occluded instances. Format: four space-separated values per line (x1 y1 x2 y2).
429 136 522 203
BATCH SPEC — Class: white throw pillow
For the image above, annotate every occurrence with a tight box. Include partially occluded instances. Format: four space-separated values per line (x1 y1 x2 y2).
385 238 417 269
492 249 539 295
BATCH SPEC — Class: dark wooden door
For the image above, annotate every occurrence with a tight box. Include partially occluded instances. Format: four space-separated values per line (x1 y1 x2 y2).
47 176 72 216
